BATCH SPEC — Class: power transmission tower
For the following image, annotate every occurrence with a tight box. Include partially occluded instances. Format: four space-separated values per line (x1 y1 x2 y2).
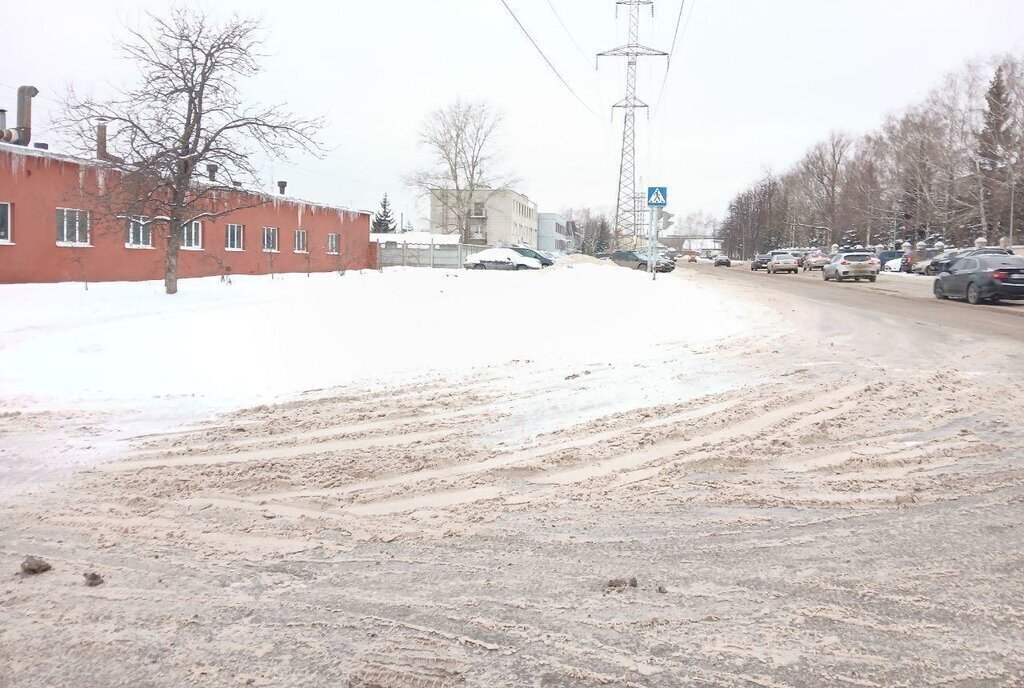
599 1 667 247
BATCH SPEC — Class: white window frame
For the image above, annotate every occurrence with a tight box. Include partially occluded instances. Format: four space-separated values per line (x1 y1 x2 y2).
180 220 203 251
262 227 279 253
327 233 339 255
294 229 308 254
0 202 12 244
126 216 154 249
56 208 92 247
225 224 245 251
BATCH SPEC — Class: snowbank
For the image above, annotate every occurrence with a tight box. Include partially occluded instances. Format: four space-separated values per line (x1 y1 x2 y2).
0 267 755 416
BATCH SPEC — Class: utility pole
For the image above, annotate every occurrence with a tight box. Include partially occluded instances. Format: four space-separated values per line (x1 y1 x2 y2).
599 1 667 250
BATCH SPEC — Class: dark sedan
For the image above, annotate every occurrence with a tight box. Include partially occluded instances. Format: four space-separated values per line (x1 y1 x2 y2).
510 246 554 267
750 254 771 270
714 255 732 267
934 254 1024 304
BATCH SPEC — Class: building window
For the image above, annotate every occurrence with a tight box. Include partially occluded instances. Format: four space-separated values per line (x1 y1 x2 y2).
294 229 308 253
181 220 202 250
263 227 279 252
327 233 339 254
126 216 152 248
56 208 91 246
0 202 12 243
225 224 244 251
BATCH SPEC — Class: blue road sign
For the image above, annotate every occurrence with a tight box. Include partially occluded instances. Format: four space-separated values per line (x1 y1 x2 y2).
647 187 668 207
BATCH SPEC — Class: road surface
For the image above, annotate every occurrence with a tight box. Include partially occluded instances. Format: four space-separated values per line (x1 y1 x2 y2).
679 261 1024 343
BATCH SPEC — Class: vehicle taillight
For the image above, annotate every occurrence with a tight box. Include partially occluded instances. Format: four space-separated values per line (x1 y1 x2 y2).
841 260 849 265
869 259 879 264
992 271 1008 280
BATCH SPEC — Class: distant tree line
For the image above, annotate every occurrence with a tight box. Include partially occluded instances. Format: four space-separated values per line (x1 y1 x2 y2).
718 56 1024 258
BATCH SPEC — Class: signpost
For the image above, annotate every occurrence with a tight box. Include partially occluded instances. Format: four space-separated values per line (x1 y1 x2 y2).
647 187 668 280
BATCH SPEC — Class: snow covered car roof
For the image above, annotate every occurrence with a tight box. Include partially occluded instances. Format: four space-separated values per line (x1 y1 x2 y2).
465 248 542 268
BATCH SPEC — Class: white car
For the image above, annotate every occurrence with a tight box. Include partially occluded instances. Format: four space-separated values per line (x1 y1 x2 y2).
465 247 542 271
883 258 903 272
767 251 800 274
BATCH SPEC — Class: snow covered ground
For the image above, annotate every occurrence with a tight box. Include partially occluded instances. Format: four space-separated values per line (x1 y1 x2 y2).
0 260 752 417
3 258 1023 686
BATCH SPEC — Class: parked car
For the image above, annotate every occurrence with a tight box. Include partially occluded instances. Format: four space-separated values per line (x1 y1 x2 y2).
767 250 800 274
883 257 904 272
802 251 831 271
687 255 698 263
877 250 905 268
900 248 942 273
465 247 542 271
928 249 965 275
822 252 881 282
750 254 771 271
714 255 732 267
509 246 554 267
911 258 934 275
934 254 1024 304
609 250 676 272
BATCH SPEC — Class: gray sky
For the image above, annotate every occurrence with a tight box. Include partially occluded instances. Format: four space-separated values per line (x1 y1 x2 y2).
5 1 1023 226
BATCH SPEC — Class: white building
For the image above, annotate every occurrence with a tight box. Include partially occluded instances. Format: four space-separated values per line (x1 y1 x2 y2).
429 188 538 248
537 213 572 253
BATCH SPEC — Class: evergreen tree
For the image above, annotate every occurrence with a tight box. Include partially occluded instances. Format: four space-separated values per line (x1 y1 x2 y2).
372 193 397 233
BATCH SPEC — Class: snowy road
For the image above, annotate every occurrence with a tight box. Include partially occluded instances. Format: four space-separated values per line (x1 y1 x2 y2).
681 260 1024 343
2 260 1023 687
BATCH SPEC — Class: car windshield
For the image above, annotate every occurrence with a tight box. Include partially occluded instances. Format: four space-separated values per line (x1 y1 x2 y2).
843 254 873 262
771 252 792 258
979 255 1024 268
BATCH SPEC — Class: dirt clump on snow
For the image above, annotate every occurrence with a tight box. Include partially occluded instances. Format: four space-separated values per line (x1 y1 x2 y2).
20 556 51 575
84 572 104 587
606 577 638 591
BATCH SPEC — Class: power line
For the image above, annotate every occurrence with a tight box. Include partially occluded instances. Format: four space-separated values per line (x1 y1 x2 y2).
544 0 592 68
653 0 697 114
497 0 603 119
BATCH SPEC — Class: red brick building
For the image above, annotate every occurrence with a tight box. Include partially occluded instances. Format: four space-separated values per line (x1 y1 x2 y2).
0 143 375 284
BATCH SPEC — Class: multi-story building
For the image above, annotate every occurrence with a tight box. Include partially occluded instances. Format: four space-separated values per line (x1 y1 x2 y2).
537 213 573 253
429 188 538 248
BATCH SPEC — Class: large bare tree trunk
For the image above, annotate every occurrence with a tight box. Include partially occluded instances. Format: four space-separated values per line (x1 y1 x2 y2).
165 226 180 295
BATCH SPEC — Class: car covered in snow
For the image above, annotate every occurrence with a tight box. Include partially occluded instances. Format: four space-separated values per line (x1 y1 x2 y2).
465 247 542 271
822 252 880 282
508 246 554 267
933 254 1024 304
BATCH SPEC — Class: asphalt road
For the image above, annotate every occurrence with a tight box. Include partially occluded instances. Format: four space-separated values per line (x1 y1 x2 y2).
679 261 1024 343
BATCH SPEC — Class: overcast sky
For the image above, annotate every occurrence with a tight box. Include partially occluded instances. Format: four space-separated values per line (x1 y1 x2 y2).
5 1 1023 227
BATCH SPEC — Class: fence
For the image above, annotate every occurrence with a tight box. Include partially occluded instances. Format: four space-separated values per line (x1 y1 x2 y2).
376 241 495 269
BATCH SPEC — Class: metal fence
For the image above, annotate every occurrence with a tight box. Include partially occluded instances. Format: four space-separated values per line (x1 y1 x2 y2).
376 241 494 269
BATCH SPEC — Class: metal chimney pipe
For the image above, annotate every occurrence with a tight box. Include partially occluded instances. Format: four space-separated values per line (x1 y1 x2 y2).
206 163 218 181
0 86 39 145
233 181 243 189
277 181 287 195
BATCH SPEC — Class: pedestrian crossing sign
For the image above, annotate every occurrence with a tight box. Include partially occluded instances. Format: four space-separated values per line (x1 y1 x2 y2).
647 187 667 207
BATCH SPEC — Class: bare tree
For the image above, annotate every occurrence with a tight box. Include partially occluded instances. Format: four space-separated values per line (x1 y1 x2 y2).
406 101 518 244
60 8 323 294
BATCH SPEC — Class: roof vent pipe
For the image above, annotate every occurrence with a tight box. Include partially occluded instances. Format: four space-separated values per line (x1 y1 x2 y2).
0 86 39 145
277 181 287 195
0 109 7 131
233 181 242 189
206 163 218 181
